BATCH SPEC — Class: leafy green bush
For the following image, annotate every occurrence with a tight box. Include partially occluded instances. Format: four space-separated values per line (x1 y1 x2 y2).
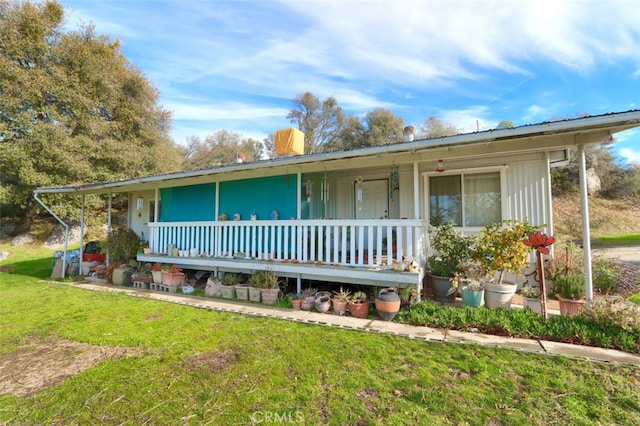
592 257 621 295
104 228 145 264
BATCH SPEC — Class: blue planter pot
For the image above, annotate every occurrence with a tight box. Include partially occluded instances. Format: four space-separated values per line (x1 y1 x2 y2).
461 288 484 307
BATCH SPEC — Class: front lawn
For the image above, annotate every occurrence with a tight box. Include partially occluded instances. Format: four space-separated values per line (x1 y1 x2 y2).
1 245 640 425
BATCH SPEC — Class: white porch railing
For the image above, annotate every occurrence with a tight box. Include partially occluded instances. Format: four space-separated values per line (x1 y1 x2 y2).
148 219 428 268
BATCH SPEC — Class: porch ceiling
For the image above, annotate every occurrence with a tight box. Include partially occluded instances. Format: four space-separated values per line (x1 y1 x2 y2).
34 110 640 195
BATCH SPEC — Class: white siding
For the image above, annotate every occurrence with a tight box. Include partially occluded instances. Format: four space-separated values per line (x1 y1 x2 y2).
504 159 551 232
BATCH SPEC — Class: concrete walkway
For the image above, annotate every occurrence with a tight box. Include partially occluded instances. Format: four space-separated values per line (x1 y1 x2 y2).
66 279 640 367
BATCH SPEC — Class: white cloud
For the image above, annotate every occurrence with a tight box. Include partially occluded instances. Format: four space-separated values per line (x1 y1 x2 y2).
56 0 640 143
619 148 640 165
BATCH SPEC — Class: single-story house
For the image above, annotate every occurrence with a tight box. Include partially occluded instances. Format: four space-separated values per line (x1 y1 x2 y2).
34 110 640 302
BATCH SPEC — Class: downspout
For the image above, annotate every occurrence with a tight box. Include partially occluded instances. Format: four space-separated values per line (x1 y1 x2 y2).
577 144 594 308
33 191 68 278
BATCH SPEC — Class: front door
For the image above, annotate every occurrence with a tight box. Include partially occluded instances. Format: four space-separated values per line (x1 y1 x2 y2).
355 179 389 219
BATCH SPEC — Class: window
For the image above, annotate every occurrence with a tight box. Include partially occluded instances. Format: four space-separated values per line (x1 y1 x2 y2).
429 171 501 226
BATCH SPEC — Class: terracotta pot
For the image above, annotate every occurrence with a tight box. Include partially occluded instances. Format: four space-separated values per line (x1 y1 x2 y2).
261 288 280 305
348 300 370 319
301 299 313 311
315 295 331 313
162 271 184 286
556 295 586 316
291 299 302 309
375 288 401 321
332 299 348 315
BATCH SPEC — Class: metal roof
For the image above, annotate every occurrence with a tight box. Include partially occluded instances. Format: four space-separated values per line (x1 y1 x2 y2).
34 109 640 195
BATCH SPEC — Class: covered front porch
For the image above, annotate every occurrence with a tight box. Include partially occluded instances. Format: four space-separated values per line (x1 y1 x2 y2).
138 218 429 296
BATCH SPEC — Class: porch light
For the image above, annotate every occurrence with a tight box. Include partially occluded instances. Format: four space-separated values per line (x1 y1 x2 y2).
436 160 445 173
136 196 144 211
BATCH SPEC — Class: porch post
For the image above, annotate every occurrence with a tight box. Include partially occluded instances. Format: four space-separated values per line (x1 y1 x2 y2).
545 152 555 251
107 194 112 266
413 161 420 219
577 144 594 308
154 188 159 221
80 194 85 261
213 183 218 220
297 172 302 219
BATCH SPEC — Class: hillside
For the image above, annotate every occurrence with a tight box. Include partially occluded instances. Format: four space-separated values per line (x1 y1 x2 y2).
552 193 640 242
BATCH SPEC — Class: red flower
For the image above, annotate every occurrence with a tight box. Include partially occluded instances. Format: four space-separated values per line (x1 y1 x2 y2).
523 232 555 254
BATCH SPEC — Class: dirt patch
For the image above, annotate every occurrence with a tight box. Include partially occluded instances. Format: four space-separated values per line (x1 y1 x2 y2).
0 335 140 397
553 194 640 240
144 312 165 322
182 349 239 374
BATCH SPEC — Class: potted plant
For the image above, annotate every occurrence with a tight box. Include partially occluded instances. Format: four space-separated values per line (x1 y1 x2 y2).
247 272 263 302
162 264 184 287
259 270 280 304
221 273 240 299
544 241 586 316
427 220 473 303
105 228 145 266
348 291 370 319
452 260 486 308
205 275 222 297
301 287 317 310
521 285 541 314
399 286 417 309
151 263 163 284
553 273 586 316
314 291 332 313
291 293 303 310
332 287 351 315
472 219 538 309
375 287 401 321
104 228 146 286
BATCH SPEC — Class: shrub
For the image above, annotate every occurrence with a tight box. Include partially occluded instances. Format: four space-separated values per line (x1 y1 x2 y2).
397 299 640 353
104 228 145 264
592 257 621 295
553 273 586 300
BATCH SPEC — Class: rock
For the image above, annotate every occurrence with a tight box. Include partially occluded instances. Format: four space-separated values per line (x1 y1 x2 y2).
1 221 16 238
586 168 601 194
11 233 37 246
44 222 82 248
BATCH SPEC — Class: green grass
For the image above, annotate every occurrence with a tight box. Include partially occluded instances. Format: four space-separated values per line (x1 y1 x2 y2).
630 293 640 305
2 244 640 425
592 233 640 247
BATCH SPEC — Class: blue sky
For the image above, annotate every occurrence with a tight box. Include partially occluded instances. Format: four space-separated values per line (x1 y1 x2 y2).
56 0 640 165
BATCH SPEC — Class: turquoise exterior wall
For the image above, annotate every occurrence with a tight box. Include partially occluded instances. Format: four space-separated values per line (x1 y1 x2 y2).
219 175 298 220
160 183 216 221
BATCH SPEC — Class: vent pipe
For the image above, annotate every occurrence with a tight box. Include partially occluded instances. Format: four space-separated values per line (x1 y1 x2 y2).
403 125 415 142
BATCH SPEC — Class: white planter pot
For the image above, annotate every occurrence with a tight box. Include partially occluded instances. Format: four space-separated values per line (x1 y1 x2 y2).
523 297 542 314
484 282 517 309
